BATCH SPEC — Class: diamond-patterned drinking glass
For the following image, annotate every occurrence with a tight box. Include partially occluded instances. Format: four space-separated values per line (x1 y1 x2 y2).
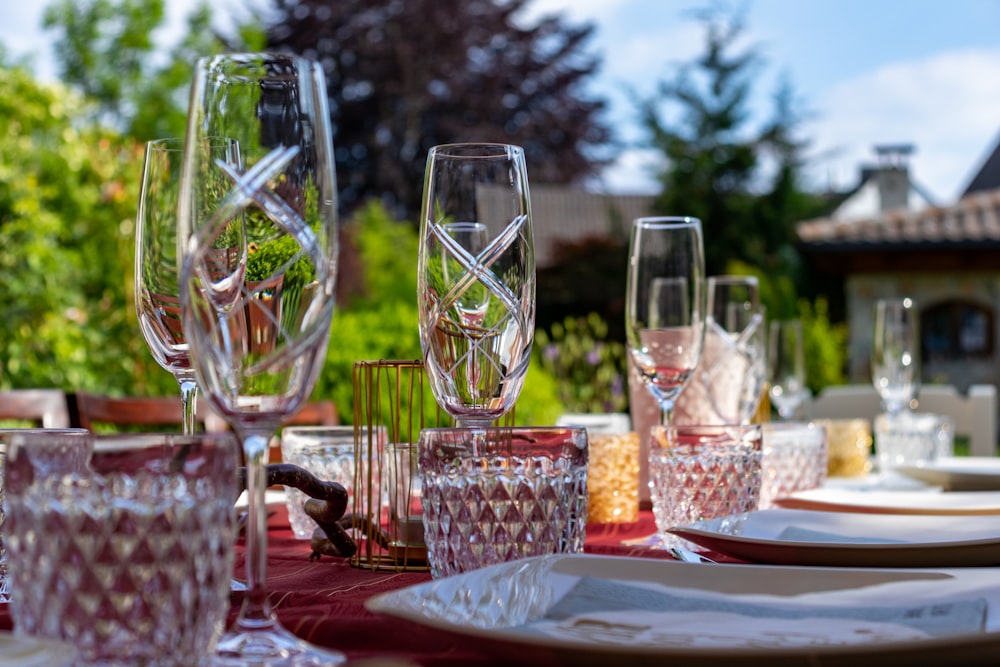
648 424 762 549
759 422 827 508
280 426 386 540
4 432 239 667
0 428 90 605
418 426 588 579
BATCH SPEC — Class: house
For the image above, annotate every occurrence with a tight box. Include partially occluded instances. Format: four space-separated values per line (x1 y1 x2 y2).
796 141 1000 392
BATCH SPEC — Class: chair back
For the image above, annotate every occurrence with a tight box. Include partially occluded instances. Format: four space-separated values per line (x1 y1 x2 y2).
0 389 72 428
805 383 997 456
72 391 213 432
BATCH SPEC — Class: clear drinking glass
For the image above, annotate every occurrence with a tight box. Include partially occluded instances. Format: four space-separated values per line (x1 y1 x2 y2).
872 297 920 417
624 217 706 425
674 275 765 424
649 424 762 549
768 319 808 420
4 431 237 667
418 426 588 579
136 138 238 434
417 143 535 428
177 53 342 666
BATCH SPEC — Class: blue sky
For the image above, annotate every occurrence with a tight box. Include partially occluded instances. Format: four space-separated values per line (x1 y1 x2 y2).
4 0 1000 204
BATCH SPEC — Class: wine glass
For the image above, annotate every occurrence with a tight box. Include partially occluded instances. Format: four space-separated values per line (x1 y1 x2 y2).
625 217 706 425
417 143 535 428
675 275 765 424
177 53 342 666
872 297 920 417
136 138 237 434
768 319 807 420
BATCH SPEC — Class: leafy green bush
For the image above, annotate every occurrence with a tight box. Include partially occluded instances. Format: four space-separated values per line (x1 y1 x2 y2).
535 313 628 414
0 64 172 395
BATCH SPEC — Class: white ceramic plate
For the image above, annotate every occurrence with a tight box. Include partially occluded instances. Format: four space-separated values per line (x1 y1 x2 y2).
0 632 76 667
896 457 1000 491
234 488 286 512
366 554 1000 666
668 508 1000 567
776 486 1000 515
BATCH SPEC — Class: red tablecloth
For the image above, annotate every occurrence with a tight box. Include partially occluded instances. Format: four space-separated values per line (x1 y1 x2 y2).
0 507 675 665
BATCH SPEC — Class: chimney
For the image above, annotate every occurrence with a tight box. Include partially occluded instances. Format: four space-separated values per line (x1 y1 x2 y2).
873 144 914 212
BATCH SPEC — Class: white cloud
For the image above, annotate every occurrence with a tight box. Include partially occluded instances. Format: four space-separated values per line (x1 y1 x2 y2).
807 48 1000 202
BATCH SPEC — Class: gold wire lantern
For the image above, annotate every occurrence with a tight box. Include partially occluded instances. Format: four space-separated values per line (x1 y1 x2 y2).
350 360 448 571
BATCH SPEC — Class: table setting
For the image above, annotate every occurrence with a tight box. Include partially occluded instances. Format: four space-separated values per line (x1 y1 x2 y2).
3 48 1000 667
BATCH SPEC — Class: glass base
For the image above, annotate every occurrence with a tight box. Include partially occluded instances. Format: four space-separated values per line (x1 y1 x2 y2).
212 624 346 667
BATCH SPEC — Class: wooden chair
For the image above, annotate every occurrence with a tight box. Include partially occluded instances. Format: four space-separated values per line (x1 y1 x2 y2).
71 391 215 432
0 389 72 428
804 383 998 456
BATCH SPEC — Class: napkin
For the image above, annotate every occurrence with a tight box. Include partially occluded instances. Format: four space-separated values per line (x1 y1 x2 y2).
521 576 987 649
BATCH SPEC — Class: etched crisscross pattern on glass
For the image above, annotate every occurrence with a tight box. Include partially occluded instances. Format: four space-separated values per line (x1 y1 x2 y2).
8 473 235 666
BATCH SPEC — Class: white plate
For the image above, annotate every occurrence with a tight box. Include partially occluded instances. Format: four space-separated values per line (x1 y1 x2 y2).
776 486 1000 515
0 632 76 667
367 554 1000 666
668 508 1000 567
896 457 1000 491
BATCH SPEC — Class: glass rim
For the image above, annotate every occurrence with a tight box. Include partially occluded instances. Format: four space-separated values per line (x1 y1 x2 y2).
428 142 525 159
633 216 701 229
708 274 759 287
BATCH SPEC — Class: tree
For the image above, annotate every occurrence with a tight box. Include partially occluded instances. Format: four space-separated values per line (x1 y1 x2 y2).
263 0 613 218
640 7 826 278
42 0 244 140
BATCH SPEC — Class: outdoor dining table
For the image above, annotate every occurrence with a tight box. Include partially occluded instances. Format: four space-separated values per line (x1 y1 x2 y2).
0 505 687 666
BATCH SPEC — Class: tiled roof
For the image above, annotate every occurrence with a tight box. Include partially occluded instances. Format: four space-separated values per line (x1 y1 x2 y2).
529 186 655 267
796 187 1000 248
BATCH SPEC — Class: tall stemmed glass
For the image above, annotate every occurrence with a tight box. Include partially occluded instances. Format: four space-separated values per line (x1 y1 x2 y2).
625 217 706 425
136 138 237 433
768 319 807 420
417 143 535 428
178 53 342 666
872 297 920 417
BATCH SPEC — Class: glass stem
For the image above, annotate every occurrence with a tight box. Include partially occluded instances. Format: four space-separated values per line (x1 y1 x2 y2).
239 432 276 628
659 400 675 426
178 378 199 435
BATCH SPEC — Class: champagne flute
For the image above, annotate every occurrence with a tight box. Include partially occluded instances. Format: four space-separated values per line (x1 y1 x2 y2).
768 319 807 420
135 138 237 433
872 297 920 417
178 53 342 666
417 143 535 428
625 217 706 425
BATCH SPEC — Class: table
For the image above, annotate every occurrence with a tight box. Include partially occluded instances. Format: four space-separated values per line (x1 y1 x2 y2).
0 506 674 666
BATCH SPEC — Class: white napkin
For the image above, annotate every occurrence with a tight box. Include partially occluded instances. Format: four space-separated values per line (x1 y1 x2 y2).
521 576 987 649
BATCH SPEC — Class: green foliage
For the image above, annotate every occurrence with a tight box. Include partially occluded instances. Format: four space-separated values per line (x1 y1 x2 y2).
42 0 233 139
535 313 628 414
0 63 172 395
246 236 316 290
798 297 848 395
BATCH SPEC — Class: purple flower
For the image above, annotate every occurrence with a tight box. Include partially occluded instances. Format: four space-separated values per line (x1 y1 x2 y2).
586 350 600 365
544 344 559 361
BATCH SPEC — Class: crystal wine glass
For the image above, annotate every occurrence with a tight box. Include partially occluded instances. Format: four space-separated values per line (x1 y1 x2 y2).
177 53 342 666
872 297 920 417
768 318 807 420
417 143 535 428
625 217 706 425
136 137 237 434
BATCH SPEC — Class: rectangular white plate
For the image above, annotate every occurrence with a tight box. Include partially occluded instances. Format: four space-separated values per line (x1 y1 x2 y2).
896 457 1000 491
366 554 1000 666
668 508 1000 567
